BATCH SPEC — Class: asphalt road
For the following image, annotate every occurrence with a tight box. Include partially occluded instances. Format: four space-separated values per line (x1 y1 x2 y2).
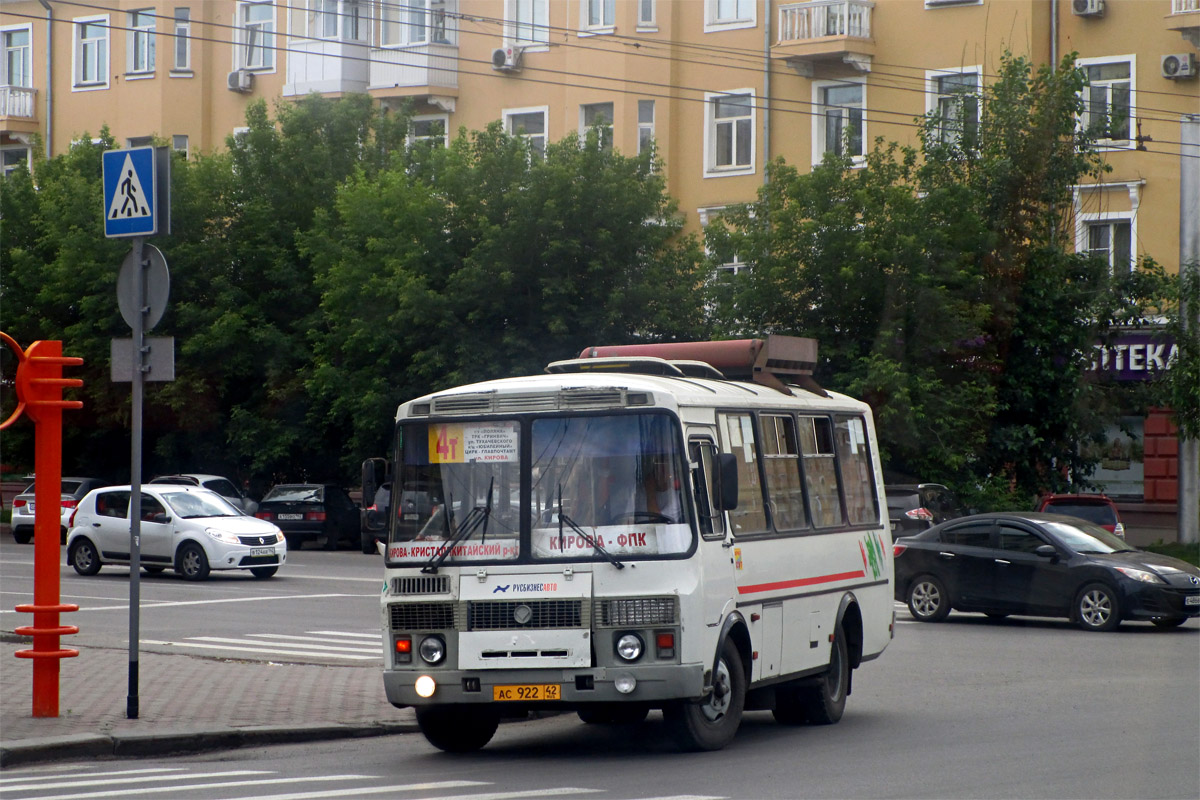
1 537 1197 799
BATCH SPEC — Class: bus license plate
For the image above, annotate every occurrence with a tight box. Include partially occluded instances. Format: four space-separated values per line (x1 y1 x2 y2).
249 547 274 557
277 513 303 520
493 684 560 702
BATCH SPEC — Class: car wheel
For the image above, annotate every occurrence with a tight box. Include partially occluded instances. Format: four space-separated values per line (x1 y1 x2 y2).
361 530 377 555
250 566 278 579
798 627 849 725
1075 582 1120 632
13 530 32 545
176 542 211 581
907 575 951 622
68 538 102 576
663 637 746 751
1151 617 1186 629
416 706 500 752
323 530 339 551
60 527 68 545
143 565 166 574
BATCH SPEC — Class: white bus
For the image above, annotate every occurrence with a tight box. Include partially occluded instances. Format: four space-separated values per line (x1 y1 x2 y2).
373 335 893 752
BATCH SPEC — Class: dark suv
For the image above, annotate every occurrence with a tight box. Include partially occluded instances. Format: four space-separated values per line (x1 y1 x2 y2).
886 483 966 535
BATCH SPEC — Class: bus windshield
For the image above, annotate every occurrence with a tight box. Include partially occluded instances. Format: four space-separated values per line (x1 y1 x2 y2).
386 412 693 565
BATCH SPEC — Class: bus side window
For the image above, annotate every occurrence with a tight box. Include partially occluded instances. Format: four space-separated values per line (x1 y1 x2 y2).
689 438 725 538
799 415 844 528
718 413 768 535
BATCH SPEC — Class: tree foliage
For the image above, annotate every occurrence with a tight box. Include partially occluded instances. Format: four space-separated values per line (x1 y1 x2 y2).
706 53 1171 504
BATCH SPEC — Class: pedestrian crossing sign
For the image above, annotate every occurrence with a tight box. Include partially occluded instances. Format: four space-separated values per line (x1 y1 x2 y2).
103 147 157 237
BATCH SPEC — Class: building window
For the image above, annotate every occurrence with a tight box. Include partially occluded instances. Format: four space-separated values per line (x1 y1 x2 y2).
699 206 752 275
172 134 189 157
409 115 448 148
238 1 275 70
2 27 32 87
173 9 190 71
1079 57 1133 144
705 91 754 176
638 0 656 28
2 145 31 176
127 135 154 148
928 69 979 147
128 10 156 74
814 81 864 161
1086 220 1133 276
580 102 613 151
507 0 549 45
705 0 755 31
581 0 615 32
638 99 655 156
382 0 449 46
74 16 109 88
505 107 547 159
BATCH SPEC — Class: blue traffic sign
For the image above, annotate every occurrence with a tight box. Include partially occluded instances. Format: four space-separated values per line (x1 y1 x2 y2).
103 147 157 238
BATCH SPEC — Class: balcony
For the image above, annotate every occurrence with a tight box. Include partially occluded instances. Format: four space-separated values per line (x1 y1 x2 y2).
773 0 875 73
0 86 39 134
283 39 371 97
368 43 459 104
1167 0 1199 46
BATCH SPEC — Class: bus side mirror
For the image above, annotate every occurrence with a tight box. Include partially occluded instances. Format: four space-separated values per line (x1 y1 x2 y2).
362 457 390 510
715 453 739 511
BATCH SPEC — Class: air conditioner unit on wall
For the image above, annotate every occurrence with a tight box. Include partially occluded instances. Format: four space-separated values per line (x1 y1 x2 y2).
491 45 523 73
1161 53 1198 79
1071 0 1104 17
227 69 254 93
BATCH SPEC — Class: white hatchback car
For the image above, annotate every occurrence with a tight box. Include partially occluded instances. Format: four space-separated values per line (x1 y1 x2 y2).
66 485 286 580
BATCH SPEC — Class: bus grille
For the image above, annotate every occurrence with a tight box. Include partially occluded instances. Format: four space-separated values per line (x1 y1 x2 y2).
389 602 456 631
391 576 450 595
468 600 586 630
593 597 678 627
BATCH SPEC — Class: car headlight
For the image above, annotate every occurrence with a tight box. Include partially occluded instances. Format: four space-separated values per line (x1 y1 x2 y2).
1115 566 1165 584
205 528 241 545
615 633 644 662
418 636 446 665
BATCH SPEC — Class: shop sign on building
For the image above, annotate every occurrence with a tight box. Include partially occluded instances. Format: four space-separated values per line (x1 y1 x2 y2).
1088 332 1177 381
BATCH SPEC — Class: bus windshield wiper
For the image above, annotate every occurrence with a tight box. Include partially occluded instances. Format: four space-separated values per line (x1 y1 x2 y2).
557 484 624 570
422 479 493 574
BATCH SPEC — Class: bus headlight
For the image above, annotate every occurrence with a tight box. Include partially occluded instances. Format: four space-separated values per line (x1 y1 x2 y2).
419 635 446 665
615 633 643 662
415 675 437 698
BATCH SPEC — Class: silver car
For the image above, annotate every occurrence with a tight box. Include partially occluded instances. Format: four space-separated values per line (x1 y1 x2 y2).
9 477 109 544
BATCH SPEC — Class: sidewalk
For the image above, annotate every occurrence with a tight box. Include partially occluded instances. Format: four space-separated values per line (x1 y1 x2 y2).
0 636 417 768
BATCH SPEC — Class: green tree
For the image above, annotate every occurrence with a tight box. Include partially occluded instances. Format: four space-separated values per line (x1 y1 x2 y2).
706 52 1169 504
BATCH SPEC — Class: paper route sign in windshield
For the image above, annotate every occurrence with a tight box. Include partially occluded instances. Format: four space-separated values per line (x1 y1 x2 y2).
429 422 518 463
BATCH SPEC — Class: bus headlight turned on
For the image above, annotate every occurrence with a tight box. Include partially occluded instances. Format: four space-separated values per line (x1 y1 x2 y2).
419 635 446 664
615 633 644 661
415 675 437 698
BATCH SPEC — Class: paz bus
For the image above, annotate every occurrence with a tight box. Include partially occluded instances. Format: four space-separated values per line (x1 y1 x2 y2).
369 335 893 752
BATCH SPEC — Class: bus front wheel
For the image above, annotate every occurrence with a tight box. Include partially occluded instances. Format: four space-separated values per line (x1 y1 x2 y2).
415 706 500 753
663 638 745 751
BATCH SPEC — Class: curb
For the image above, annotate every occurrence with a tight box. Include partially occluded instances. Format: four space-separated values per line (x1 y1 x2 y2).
0 721 418 768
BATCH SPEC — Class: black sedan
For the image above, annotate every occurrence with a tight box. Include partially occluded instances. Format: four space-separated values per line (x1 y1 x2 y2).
893 512 1200 631
255 483 359 551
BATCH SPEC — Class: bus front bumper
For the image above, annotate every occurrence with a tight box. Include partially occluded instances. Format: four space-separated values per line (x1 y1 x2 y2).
384 663 706 708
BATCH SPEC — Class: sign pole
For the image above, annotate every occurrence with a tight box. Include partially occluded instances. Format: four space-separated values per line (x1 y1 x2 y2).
127 235 144 720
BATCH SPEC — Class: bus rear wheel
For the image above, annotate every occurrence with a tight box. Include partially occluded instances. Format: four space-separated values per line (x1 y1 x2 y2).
663 638 745 751
415 706 500 753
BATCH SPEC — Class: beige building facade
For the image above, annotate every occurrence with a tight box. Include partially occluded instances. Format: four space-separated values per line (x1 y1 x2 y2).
2 0 1197 512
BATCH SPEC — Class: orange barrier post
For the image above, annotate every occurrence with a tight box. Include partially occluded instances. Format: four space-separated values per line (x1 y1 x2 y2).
2 335 84 717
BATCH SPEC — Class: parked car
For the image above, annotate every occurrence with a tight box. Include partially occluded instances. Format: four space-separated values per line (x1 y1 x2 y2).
148 474 258 515
255 483 360 551
1036 493 1125 538
893 512 1200 631
66 485 286 580
10 477 109 544
885 483 966 535
360 481 391 554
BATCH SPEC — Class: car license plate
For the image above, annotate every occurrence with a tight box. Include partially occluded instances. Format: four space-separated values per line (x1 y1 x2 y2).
1185 595 1200 606
493 684 560 702
277 513 303 520
249 547 274 557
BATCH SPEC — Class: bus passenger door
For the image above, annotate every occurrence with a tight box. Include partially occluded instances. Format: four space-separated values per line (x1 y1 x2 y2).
689 436 737 628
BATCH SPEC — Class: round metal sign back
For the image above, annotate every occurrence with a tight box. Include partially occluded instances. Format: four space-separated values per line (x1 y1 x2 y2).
117 244 170 331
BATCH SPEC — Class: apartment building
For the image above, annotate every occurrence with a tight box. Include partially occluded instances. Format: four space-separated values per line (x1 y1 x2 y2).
2 0 1197 513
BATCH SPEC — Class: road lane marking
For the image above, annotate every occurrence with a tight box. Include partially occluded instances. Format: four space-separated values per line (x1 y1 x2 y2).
30 774 377 800
0 769 270 792
219 782 491 800
140 640 379 660
187 636 379 654
0 593 375 615
0 768 185 786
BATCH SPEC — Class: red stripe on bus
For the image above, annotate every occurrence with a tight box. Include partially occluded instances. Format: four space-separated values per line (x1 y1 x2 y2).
737 570 866 594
